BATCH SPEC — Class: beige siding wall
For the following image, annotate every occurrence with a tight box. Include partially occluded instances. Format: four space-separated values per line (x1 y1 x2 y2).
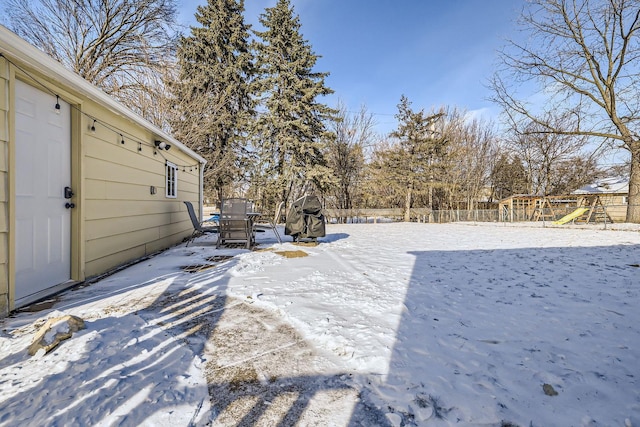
1 30 203 317
0 56 8 316
81 102 200 277
577 194 628 222
596 194 627 222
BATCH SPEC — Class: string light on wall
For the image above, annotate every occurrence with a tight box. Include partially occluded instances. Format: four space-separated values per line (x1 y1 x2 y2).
1 51 203 174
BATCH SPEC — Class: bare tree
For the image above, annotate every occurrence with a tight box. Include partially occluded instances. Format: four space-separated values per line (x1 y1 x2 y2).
122 59 178 130
549 156 602 194
447 114 500 210
508 113 598 195
365 138 406 209
490 0 640 222
325 102 377 222
4 0 177 122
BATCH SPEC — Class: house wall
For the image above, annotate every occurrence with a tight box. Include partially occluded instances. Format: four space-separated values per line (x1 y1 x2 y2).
0 55 8 317
0 35 203 314
79 99 201 278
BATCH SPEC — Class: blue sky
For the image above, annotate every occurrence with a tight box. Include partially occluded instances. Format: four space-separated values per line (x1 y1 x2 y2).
178 0 525 135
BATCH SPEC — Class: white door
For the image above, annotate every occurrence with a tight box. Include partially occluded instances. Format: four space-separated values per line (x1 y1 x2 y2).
14 80 72 304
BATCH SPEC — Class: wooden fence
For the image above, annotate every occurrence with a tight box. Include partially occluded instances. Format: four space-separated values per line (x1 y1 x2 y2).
324 204 633 225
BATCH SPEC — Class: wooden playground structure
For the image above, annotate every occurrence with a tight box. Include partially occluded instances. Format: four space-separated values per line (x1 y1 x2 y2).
498 194 622 224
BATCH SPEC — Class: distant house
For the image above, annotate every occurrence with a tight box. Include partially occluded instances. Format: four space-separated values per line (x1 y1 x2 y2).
0 25 206 317
573 176 629 197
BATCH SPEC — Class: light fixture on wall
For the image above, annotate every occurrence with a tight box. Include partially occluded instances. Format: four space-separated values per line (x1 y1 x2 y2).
120 134 125 144
154 140 171 151
54 95 61 114
90 119 96 133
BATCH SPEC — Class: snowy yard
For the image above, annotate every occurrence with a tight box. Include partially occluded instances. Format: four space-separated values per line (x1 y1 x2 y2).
1 222 639 426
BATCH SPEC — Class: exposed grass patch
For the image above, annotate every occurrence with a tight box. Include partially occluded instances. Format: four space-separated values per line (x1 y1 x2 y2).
274 250 308 258
292 241 318 247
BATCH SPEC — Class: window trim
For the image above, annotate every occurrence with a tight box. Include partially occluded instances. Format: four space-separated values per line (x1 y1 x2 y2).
166 161 178 198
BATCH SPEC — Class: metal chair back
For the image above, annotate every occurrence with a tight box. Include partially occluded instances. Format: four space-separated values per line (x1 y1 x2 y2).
217 198 252 248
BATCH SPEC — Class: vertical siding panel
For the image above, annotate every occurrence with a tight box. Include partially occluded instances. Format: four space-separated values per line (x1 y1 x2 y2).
0 55 9 316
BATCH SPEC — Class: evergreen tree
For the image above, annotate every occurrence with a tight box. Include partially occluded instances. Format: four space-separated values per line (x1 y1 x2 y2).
171 0 254 203
388 96 448 221
252 0 336 208
490 154 529 200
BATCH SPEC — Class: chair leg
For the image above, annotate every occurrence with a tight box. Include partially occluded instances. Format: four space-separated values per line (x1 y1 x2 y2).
246 226 253 249
275 223 282 244
186 230 198 247
271 220 282 244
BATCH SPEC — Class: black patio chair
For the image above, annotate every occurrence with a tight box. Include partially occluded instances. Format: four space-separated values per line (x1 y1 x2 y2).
184 201 218 246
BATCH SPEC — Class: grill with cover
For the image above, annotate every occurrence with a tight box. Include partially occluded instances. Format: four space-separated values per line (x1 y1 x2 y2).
284 195 326 242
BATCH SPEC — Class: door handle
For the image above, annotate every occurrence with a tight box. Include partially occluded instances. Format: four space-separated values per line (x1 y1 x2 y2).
64 186 74 199
65 202 75 209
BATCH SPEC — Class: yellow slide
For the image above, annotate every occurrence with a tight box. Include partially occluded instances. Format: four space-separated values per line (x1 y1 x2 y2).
553 207 589 225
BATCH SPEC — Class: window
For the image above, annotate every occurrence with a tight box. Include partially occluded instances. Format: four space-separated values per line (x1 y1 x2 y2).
166 161 177 198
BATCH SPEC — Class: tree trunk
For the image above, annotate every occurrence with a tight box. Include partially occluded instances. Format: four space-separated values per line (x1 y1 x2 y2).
626 141 640 223
217 187 224 208
404 186 412 222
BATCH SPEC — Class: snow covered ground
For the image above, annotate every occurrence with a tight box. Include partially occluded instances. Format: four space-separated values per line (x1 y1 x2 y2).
1 222 639 426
